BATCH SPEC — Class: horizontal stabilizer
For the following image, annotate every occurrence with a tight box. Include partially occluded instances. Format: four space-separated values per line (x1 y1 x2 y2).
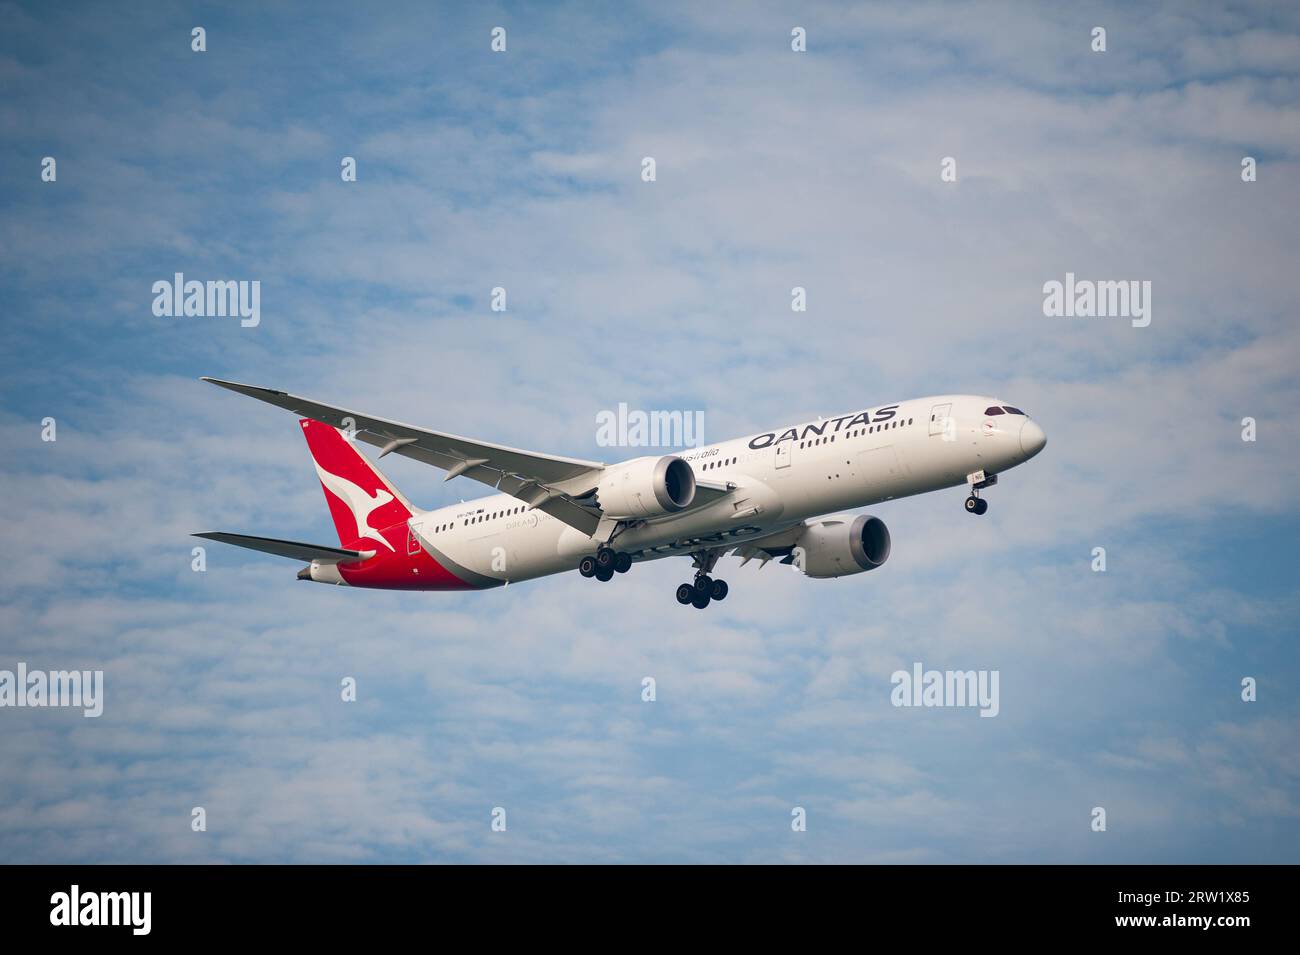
193 532 374 563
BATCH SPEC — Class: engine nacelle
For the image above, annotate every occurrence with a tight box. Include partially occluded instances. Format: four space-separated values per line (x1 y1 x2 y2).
596 455 696 519
794 514 891 578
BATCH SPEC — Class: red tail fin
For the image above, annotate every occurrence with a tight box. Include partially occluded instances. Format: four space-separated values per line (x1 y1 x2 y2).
298 419 416 550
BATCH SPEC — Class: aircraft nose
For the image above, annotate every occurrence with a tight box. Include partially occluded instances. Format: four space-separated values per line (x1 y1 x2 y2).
1019 418 1047 459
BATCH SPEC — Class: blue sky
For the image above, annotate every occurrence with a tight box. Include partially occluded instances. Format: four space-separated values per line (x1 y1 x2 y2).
1 0 1298 862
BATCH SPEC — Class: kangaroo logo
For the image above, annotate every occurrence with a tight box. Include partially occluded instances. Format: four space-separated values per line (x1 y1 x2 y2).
313 463 397 551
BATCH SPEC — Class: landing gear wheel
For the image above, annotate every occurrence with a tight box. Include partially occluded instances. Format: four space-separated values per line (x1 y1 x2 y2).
579 555 597 577
965 495 979 513
974 497 988 515
614 552 632 574
691 592 711 609
595 565 614 582
710 579 728 601
693 575 713 598
595 547 616 571
676 583 695 605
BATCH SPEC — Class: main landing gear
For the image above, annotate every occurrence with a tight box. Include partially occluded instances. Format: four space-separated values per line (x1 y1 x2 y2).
578 546 632 582
675 548 728 609
675 574 728 609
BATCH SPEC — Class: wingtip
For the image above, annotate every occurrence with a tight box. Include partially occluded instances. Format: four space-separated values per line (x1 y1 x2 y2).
201 377 289 398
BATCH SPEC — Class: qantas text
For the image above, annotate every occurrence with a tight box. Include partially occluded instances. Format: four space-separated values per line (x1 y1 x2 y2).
747 405 899 449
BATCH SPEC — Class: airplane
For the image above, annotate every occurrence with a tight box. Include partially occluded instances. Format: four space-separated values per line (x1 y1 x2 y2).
195 379 1046 608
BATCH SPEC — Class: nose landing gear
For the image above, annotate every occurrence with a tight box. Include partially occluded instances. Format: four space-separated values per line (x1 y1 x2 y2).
965 470 995 515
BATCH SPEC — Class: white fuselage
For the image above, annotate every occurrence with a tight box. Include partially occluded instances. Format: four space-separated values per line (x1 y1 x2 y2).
404 395 1046 588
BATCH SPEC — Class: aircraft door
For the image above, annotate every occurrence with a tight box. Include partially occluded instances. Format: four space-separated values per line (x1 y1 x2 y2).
928 403 953 439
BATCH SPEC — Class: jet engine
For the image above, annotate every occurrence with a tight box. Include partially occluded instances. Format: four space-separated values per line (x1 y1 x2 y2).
793 514 891 578
595 455 696 519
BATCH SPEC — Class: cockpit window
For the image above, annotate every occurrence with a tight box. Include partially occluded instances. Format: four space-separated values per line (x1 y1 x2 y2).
983 406 1005 416
1002 406 1025 415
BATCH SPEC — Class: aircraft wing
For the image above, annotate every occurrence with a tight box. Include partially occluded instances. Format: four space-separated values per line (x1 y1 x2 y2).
201 378 608 535
730 524 803 567
673 478 734 511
